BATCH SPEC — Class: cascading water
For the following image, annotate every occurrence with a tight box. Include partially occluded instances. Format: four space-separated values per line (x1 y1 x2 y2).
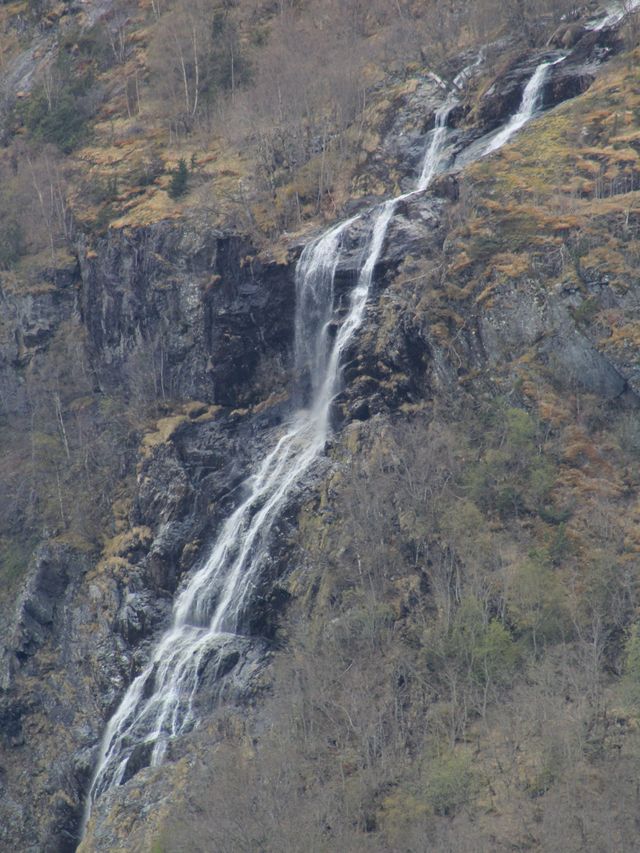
294 216 358 397
484 58 563 155
417 96 458 190
453 49 485 91
80 79 459 839
587 0 640 30
82 47 568 835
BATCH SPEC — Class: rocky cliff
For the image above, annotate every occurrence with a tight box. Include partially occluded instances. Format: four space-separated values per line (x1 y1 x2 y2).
2 3 640 851
0 215 296 848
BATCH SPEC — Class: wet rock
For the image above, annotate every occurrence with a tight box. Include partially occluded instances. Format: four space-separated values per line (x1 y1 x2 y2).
373 75 450 183
476 50 565 133
245 584 292 641
121 741 155 785
3 12 640 850
116 591 165 645
546 26 623 105
194 636 269 713
0 231 294 849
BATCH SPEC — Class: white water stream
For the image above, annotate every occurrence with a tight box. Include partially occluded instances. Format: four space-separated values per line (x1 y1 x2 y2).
484 57 564 155
481 0 640 158
82 80 458 840
587 0 640 30
81 53 562 834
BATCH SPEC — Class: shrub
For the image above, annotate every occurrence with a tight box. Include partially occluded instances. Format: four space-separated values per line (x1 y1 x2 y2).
23 91 90 153
423 749 479 816
17 45 99 152
0 217 26 269
620 624 640 710
444 596 520 690
168 158 189 199
507 553 569 652
464 403 556 518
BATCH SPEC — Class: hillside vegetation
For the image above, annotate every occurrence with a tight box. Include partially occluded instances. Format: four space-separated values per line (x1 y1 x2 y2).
0 0 584 237
0 0 591 620
146 50 640 851
2 1 640 851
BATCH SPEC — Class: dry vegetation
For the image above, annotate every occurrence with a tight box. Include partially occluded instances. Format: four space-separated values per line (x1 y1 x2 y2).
0 0 585 606
136 25 640 853
154 388 640 852
2 2 640 850
0 0 583 237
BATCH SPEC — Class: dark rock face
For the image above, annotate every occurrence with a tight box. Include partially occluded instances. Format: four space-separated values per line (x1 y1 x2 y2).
474 24 622 134
546 25 623 105
0 223 294 422
10 543 88 664
0 257 79 418
0 544 94 851
0 399 295 851
0 218 297 850
476 51 548 133
78 223 295 406
368 73 451 190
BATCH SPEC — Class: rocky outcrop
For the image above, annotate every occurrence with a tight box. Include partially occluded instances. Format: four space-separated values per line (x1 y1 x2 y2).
0 255 79 417
78 222 295 407
9 543 90 665
0 392 298 850
0 221 295 427
0 218 297 849
353 20 624 203
0 543 93 852
474 25 621 132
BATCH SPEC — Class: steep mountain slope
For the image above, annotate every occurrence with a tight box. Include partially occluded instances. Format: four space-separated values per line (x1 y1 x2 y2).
1 2 640 851
113 48 640 851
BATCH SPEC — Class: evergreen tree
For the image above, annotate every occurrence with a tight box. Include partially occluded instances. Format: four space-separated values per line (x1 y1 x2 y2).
168 158 189 199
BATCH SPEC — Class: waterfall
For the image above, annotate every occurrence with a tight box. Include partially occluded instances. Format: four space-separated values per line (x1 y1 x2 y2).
294 216 358 398
417 96 458 190
80 80 457 837
587 0 640 30
453 49 485 91
81 38 578 834
484 59 561 155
